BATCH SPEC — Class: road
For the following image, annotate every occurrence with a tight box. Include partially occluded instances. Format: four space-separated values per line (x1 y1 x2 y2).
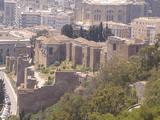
0 69 17 115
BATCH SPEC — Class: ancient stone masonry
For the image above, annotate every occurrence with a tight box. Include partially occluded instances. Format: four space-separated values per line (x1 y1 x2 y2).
6 56 10 72
100 48 107 65
60 43 67 61
13 45 32 58
66 43 72 61
35 34 146 71
16 57 31 87
35 35 106 71
82 46 90 68
107 36 146 61
18 71 80 113
72 44 83 67
6 53 81 114
6 56 15 73
6 55 32 87
35 36 71 67
24 67 36 89
90 47 101 71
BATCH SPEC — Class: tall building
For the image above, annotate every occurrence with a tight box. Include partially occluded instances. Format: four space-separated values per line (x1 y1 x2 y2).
4 0 16 26
75 0 145 25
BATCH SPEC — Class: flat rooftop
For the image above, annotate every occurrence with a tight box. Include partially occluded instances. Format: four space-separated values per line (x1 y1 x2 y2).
133 17 160 22
83 0 143 5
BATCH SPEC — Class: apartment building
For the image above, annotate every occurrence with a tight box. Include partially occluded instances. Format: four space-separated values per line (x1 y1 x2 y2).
131 17 160 44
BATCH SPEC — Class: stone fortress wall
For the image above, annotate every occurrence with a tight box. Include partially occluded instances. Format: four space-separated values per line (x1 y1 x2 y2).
35 34 146 71
18 71 80 113
6 55 80 114
35 36 105 71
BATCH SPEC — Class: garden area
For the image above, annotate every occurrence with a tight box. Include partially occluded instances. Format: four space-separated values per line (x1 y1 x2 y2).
37 61 92 85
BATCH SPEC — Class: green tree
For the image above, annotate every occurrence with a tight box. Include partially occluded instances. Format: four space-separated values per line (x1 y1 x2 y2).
99 58 134 86
61 24 73 38
139 37 160 71
79 26 84 38
89 84 129 115
52 94 85 120
98 22 104 42
103 23 113 40
88 112 115 120
145 79 160 106
88 25 97 41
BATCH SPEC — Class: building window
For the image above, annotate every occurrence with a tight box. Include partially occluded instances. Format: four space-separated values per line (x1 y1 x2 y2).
49 47 53 55
118 10 123 21
6 49 9 56
113 44 117 51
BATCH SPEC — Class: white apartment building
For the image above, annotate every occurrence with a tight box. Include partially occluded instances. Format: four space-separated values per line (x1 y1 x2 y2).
107 21 131 38
131 17 160 44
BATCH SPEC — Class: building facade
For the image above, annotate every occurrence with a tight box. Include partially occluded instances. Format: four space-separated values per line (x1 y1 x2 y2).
4 0 16 26
75 0 145 25
0 0 4 11
131 17 160 44
107 36 145 61
21 12 41 28
107 21 131 38
0 0 4 23
0 29 34 64
35 34 104 71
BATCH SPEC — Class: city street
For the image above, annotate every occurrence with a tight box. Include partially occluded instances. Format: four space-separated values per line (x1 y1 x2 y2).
0 68 17 116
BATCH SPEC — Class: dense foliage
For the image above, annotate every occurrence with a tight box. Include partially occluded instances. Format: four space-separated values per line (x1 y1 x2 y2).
61 24 74 38
61 23 113 42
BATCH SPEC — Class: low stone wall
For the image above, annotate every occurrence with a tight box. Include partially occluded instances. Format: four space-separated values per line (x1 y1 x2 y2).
18 71 80 114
